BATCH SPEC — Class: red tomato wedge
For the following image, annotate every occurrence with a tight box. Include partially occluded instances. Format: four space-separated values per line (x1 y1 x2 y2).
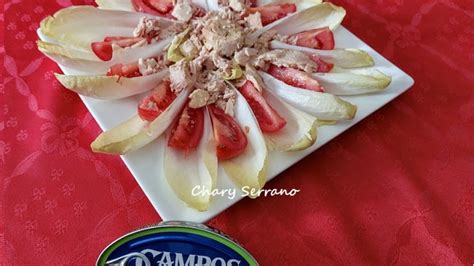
132 0 160 15
91 37 147 61
138 80 176 121
267 64 325 92
147 0 174 14
239 80 286 133
138 95 162 121
168 104 205 152
291 27 335 50
91 42 113 61
246 4 296 26
310 55 334 73
106 63 141 78
152 79 176 110
208 105 248 160
132 0 174 15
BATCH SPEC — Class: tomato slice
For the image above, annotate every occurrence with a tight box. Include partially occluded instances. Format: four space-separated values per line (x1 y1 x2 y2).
208 105 248 160
149 0 174 14
152 79 176 110
106 63 141 78
91 42 113 61
310 55 334 73
132 0 160 15
138 95 162 121
239 81 286 133
132 0 174 15
247 4 296 26
91 37 146 61
137 80 176 121
291 27 335 50
168 104 205 152
267 64 325 92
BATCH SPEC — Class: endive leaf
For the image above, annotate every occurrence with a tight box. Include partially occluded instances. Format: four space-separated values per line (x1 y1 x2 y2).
263 89 318 151
260 71 356 120
91 89 189 154
250 2 345 41
270 2 345 33
317 119 336 126
164 110 217 211
96 0 134 11
270 40 374 68
256 0 322 11
55 69 169 100
41 6 143 50
39 38 171 75
221 90 268 194
312 68 391 95
37 40 98 61
40 6 176 52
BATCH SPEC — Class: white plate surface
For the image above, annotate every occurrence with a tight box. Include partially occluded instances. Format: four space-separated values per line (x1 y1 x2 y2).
39 26 414 223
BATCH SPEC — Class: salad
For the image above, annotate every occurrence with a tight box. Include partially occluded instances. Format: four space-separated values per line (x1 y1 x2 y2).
37 0 391 211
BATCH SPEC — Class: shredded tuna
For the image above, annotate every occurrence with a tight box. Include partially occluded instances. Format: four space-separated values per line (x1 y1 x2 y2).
211 52 233 76
189 35 203 51
234 47 258 66
179 39 199 58
169 59 195 93
274 33 295 43
172 0 194 22
138 57 164 76
161 22 187 39
201 13 245 57
219 0 250 12
189 89 210 108
223 85 236 99
189 57 203 76
224 97 236 116
133 17 161 39
255 49 317 73
244 12 263 30
228 0 246 12
252 30 278 50
163 8 299 115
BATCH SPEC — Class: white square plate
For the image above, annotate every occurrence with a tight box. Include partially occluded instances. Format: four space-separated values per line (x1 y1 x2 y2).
39 26 414 223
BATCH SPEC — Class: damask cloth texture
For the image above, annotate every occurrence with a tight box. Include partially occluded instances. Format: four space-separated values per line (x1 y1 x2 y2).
2 0 473 265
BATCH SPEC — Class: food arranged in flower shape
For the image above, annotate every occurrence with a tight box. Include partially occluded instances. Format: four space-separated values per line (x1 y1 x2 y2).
38 0 391 210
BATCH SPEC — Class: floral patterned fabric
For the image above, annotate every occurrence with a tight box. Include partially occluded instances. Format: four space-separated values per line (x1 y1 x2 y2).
2 0 473 265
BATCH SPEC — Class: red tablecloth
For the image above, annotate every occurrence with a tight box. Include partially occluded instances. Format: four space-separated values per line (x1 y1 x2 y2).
2 0 473 265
